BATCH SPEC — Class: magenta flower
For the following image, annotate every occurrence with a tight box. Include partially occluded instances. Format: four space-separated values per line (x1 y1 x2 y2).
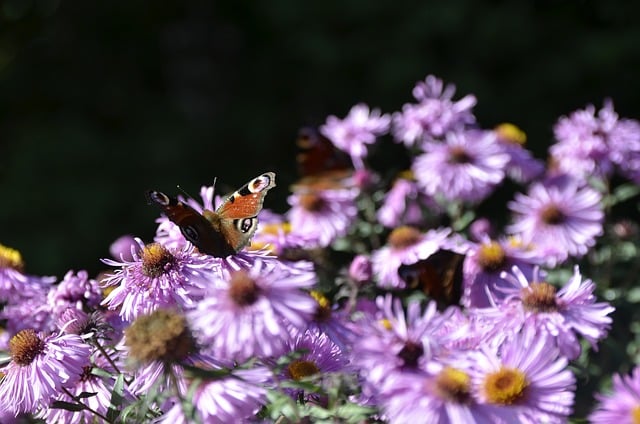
320 103 390 169
412 130 509 203
101 239 219 322
189 259 316 361
507 178 604 265
475 265 614 360
589 366 640 423
392 74 477 147
0 329 91 415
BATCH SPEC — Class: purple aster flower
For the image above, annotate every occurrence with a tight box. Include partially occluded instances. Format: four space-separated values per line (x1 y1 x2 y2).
380 364 516 424
392 74 477 147
1 286 54 335
189 259 316 362
469 327 575 423
320 103 390 169
507 178 604 266
101 239 219 322
305 290 356 352
412 130 509 203
0 243 55 302
109 234 140 261
286 184 359 248
371 226 453 289
551 99 640 181
351 295 445 388
348 254 372 284
377 171 441 228
493 123 545 183
38 354 134 424
47 270 102 320
475 265 614 360
462 236 542 308
159 365 271 424
0 329 91 415
589 366 640 423
278 328 348 400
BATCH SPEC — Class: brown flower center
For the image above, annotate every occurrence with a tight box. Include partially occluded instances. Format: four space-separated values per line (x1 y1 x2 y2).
299 193 325 211
388 226 422 250
10 329 45 366
228 271 260 306
288 359 320 381
540 204 565 225
397 340 424 368
521 282 558 313
141 243 176 278
448 146 472 164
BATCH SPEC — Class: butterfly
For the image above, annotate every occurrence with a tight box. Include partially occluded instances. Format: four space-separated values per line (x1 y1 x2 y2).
146 172 276 258
398 249 465 307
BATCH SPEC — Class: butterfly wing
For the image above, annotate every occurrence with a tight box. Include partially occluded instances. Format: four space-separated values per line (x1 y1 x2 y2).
215 172 277 252
146 190 235 257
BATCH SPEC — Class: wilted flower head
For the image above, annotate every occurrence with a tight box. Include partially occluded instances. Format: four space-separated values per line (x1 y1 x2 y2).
0 329 91 415
412 130 509 203
320 103 391 169
392 75 477 147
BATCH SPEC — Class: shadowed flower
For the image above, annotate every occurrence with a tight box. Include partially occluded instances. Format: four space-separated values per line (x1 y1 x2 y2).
372 226 453 289
320 103 391 169
412 130 509 203
101 240 219 322
189 260 316 362
0 243 55 302
0 329 91 415
493 123 545 183
377 171 440 228
47 270 102 320
507 178 604 266
392 75 477 147
589 366 640 423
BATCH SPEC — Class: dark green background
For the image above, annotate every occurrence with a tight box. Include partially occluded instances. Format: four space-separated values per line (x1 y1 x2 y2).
1 0 639 277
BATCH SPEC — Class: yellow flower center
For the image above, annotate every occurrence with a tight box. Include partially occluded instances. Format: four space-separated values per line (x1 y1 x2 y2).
435 367 471 403
379 318 393 331
0 243 24 272
477 241 506 272
483 366 528 405
631 405 640 424
494 123 527 146
310 290 332 322
141 243 176 278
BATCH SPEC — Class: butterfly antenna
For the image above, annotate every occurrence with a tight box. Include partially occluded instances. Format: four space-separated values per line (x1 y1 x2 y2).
176 184 196 201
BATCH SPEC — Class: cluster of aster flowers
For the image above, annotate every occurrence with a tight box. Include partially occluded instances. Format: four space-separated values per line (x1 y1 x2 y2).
0 74 638 423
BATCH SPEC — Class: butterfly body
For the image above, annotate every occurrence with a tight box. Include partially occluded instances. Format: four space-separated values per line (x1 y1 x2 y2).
147 172 276 258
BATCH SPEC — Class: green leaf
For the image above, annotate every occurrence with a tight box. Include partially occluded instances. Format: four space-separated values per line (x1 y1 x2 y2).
106 373 125 422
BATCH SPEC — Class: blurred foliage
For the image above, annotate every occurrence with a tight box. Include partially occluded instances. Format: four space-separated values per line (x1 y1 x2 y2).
1 0 639 276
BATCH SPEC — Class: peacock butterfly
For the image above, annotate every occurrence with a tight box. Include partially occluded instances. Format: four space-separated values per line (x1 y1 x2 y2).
146 172 276 258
